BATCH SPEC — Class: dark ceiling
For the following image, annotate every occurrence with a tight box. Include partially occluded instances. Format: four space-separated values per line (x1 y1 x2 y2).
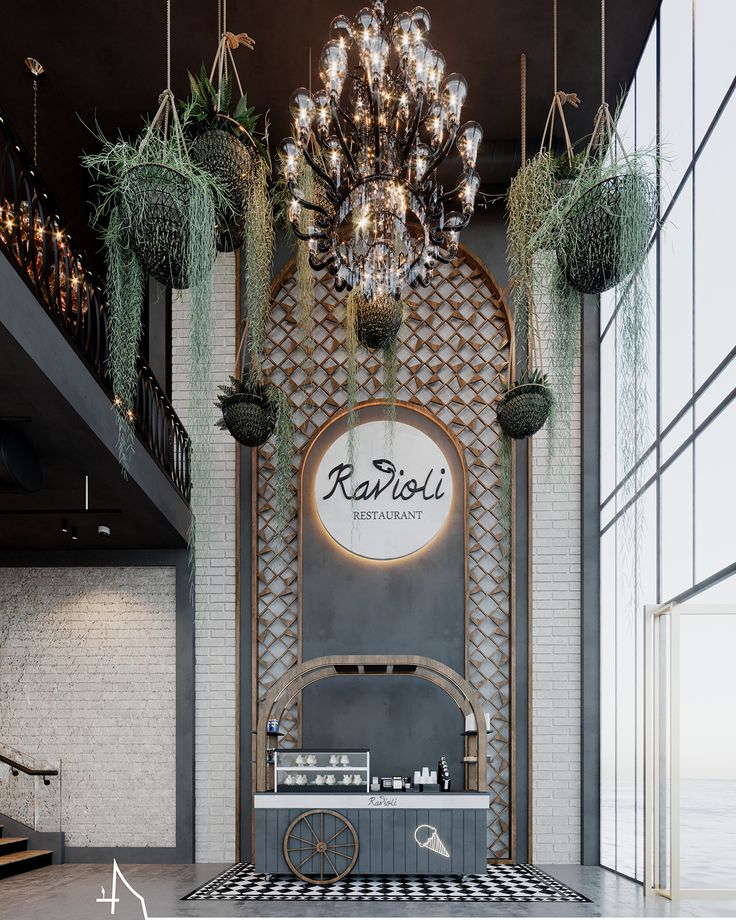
2 0 659 261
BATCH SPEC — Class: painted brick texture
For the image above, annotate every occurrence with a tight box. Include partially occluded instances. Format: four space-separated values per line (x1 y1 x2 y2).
0 566 176 847
531 304 582 864
171 252 237 863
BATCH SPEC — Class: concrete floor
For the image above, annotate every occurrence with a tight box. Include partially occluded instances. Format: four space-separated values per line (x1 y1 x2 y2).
0 863 735 920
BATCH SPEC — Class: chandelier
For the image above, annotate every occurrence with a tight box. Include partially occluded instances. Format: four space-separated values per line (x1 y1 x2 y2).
279 1 482 301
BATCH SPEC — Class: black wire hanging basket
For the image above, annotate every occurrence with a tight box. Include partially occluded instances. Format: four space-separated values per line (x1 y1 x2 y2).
496 382 553 440
121 163 193 288
190 128 254 253
218 386 276 447
355 293 403 349
557 171 656 296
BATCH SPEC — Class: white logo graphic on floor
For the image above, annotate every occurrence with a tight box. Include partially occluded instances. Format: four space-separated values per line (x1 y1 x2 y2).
414 824 450 857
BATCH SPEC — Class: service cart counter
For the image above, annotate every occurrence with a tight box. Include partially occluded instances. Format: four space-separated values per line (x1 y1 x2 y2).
255 656 491 883
254 791 490 877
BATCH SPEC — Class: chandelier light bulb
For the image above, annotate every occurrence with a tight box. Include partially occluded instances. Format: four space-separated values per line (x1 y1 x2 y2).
391 12 414 55
355 6 380 40
410 39 433 89
290 88 315 134
330 14 354 50
461 168 481 211
457 120 483 168
443 73 468 123
410 6 432 37
285 0 482 300
278 138 300 180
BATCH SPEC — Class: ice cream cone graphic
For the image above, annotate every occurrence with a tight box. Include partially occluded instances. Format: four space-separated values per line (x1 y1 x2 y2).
413 824 450 857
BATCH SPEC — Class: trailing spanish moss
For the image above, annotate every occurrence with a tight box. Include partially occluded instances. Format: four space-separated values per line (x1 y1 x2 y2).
345 288 360 476
506 151 557 348
100 207 146 471
382 321 401 423
82 110 229 573
244 156 274 379
296 159 317 378
269 385 296 538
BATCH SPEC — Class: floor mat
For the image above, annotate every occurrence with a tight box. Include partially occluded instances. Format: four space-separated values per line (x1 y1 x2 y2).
183 863 590 902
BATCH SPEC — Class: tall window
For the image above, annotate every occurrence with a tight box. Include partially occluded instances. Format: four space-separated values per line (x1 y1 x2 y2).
599 0 736 881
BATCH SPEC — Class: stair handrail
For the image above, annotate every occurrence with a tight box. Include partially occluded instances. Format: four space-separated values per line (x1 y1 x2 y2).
0 752 58 782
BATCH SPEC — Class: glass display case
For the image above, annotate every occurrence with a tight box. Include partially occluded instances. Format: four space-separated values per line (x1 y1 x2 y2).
273 750 370 792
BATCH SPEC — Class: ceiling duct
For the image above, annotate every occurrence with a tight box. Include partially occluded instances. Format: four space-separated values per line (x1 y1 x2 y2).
0 425 43 493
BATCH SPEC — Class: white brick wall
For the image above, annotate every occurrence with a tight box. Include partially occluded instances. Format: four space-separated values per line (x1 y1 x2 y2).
0 566 176 847
531 304 582 863
171 253 237 862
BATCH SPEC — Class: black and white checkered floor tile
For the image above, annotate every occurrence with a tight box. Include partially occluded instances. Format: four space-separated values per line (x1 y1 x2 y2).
184 863 589 902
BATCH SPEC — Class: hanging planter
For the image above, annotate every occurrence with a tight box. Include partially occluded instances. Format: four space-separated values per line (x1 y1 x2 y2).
216 375 276 446
191 127 253 252
355 292 403 350
121 162 193 287
557 170 656 295
216 323 294 534
496 371 553 440
184 31 267 253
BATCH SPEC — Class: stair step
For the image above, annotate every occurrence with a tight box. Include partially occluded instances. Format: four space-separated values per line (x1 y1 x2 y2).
0 837 28 856
0 849 53 879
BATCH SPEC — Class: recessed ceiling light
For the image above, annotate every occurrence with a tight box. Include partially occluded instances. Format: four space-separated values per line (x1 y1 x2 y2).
71 526 78 541
61 518 68 533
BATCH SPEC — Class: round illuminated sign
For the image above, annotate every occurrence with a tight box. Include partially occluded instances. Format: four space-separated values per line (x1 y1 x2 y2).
314 419 453 560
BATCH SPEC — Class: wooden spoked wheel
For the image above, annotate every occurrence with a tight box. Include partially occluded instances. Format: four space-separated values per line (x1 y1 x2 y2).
283 809 359 885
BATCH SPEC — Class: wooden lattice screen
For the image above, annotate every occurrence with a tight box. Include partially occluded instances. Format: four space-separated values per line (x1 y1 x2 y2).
254 246 513 859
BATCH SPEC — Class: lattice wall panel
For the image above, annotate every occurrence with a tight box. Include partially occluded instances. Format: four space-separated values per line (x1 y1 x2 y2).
255 249 512 859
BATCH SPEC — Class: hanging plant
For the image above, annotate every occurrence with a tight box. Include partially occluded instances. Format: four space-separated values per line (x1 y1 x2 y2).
184 30 268 254
82 91 227 479
497 369 553 440
355 292 403 350
555 140 657 295
216 324 294 536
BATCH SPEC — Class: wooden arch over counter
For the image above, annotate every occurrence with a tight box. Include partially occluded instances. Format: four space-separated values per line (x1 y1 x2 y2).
256 655 488 793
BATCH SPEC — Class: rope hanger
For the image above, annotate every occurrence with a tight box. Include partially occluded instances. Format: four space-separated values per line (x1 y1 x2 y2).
515 52 543 375
538 0 580 166
585 0 631 166
138 0 186 156
209 0 255 111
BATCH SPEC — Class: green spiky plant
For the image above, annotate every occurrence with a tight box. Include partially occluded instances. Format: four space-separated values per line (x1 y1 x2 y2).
82 101 228 532
184 64 267 155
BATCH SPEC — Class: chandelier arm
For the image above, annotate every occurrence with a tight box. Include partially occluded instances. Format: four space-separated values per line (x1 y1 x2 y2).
329 96 358 173
399 88 424 169
308 251 336 270
300 144 340 198
370 84 381 170
422 126 459 182
287 179 333 220
290 223 328 242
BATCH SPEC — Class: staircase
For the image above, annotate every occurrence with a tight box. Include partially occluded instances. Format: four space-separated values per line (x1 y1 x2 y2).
0 825 52 879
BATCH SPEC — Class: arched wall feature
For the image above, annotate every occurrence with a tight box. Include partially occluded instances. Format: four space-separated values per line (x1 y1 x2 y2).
254 245 513 859
256 656 488 794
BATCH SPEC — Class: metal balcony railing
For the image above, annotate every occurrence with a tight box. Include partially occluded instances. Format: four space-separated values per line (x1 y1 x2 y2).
0 108 191 502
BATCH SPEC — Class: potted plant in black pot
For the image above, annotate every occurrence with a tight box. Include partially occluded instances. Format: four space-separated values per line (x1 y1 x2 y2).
496 368 553 440
216 324 294 535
